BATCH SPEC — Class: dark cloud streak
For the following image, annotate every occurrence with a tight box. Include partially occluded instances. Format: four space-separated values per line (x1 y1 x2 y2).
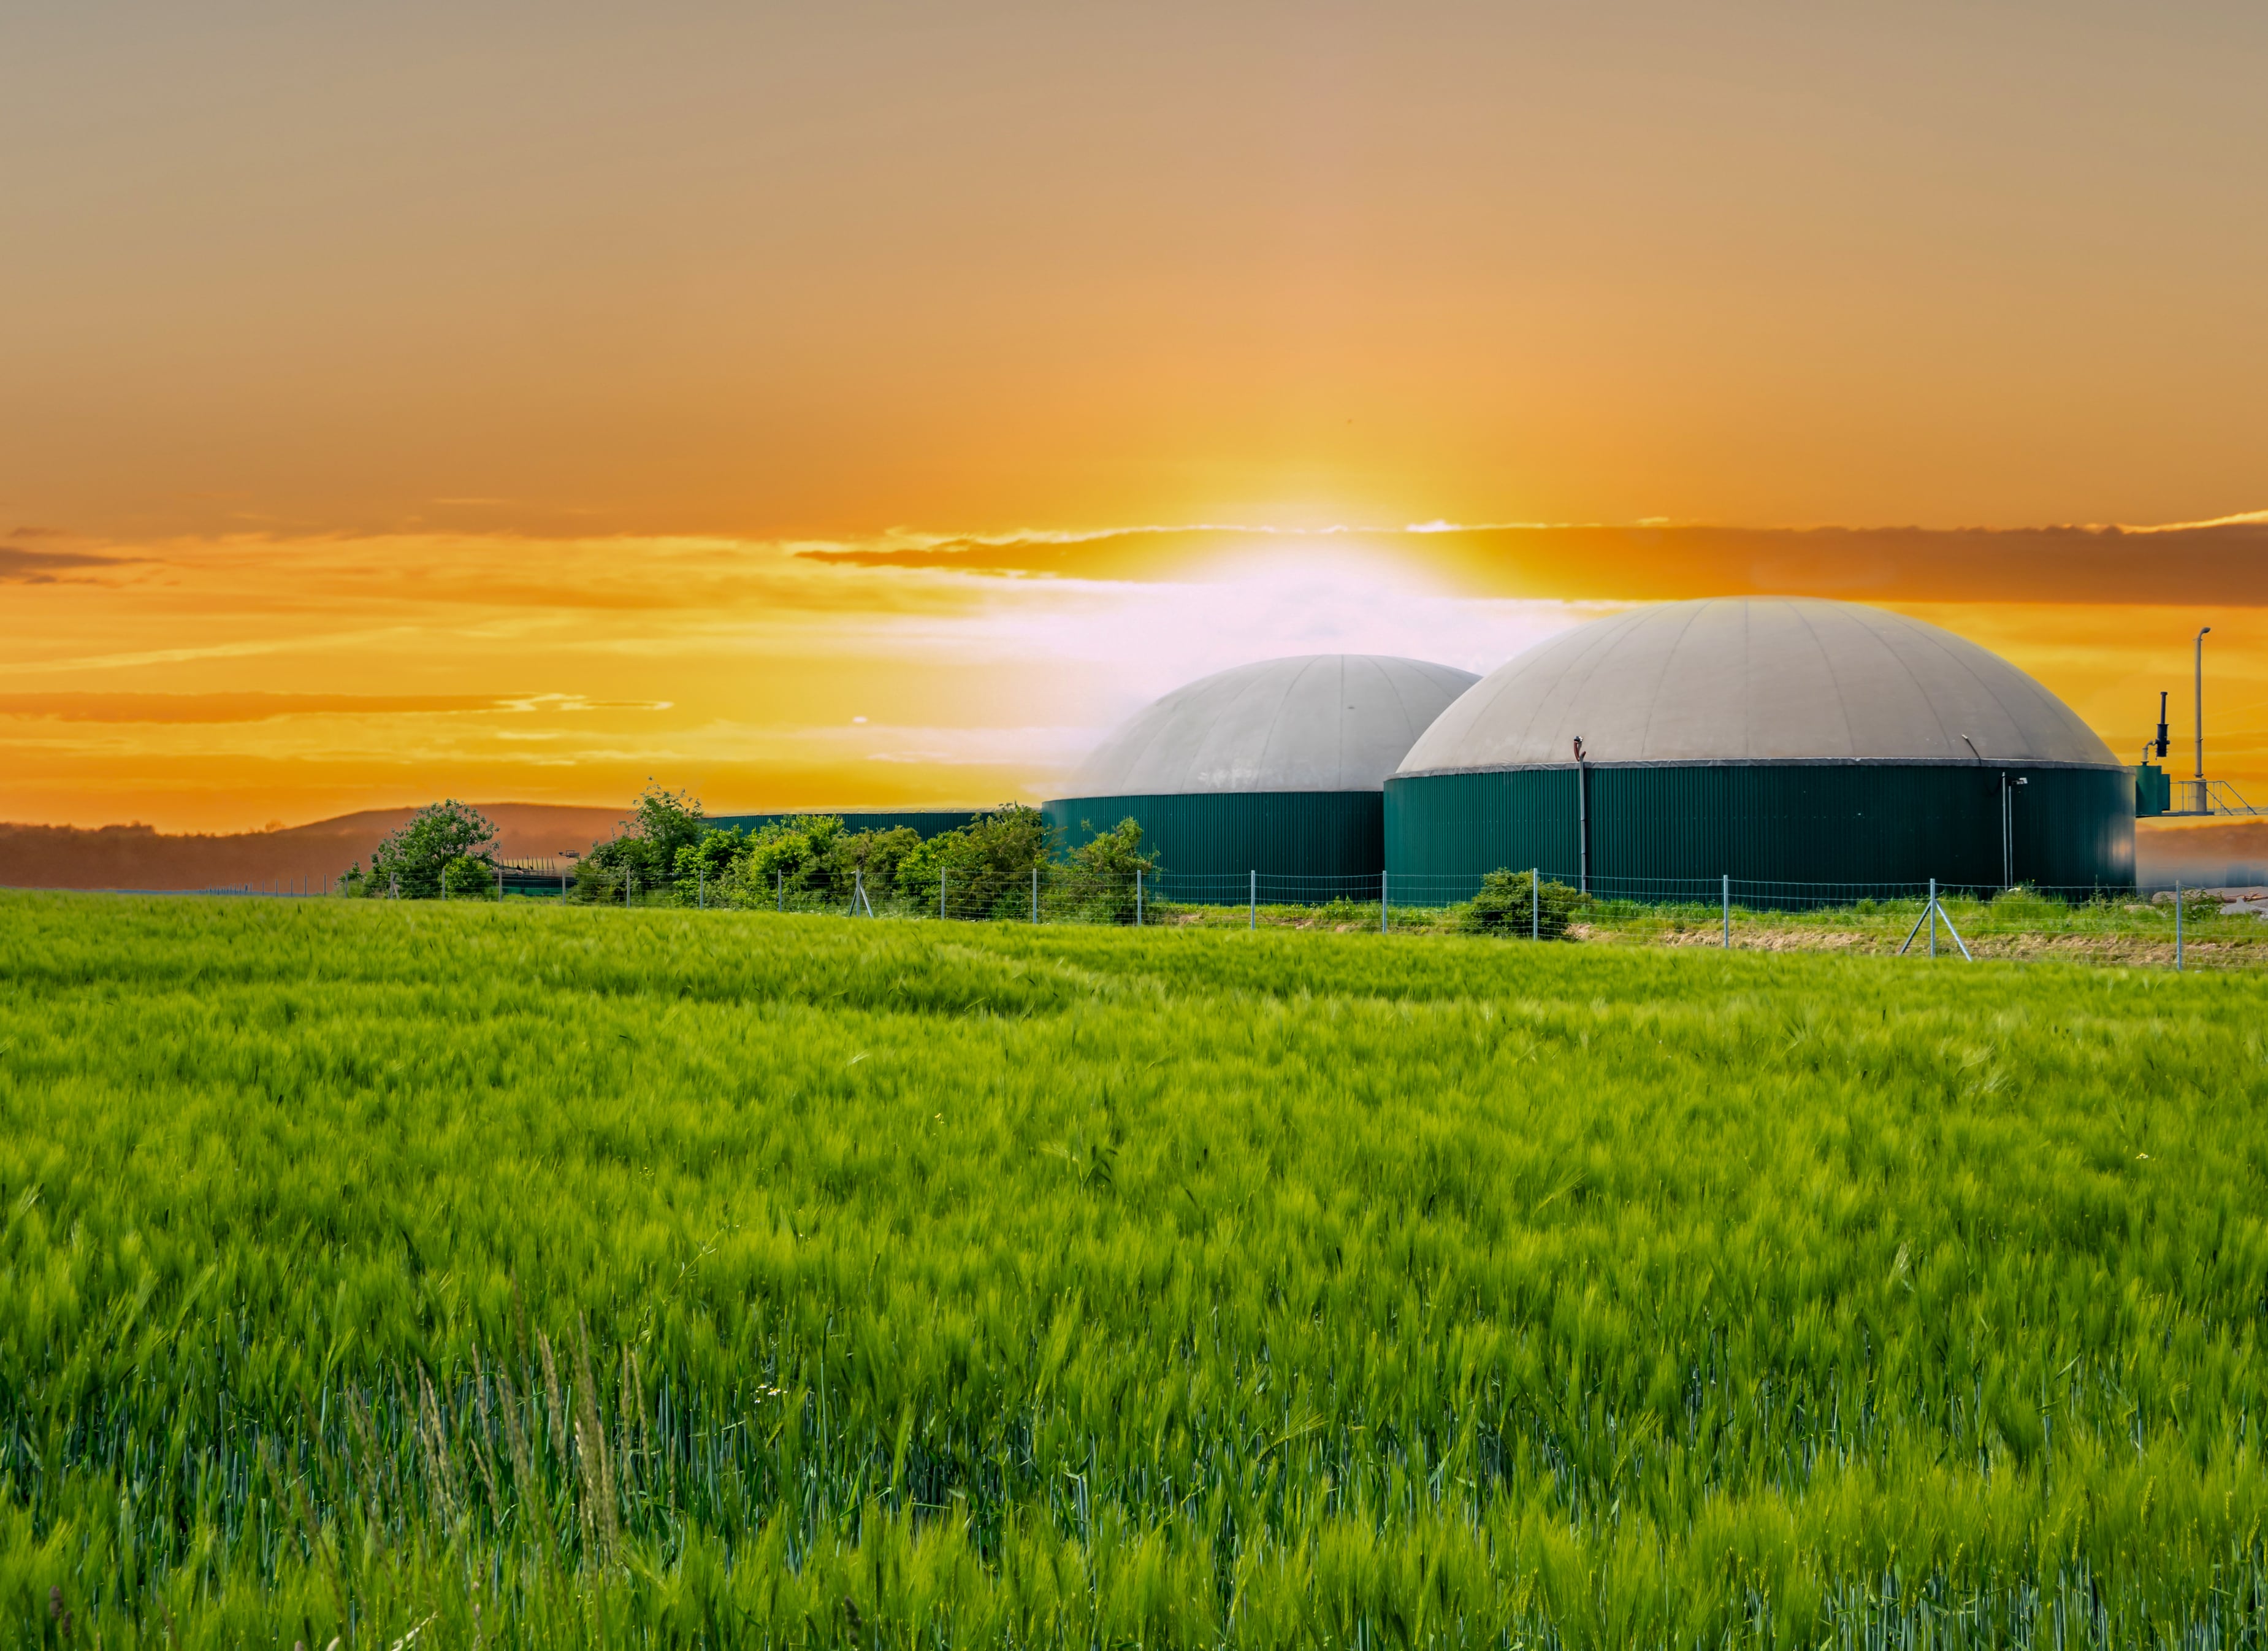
0 545 123 582
0 692 513 725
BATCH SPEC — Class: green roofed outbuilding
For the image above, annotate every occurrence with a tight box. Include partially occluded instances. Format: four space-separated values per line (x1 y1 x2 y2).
1045 654 1479 894
1385 597 2135 899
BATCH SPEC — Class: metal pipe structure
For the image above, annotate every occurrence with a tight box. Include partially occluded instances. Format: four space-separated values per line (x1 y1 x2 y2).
1135 869 1142 928
1723 873 1731 949
2196 626 2212 814
1031 865 1039 924
1531 868 1539 941
1573 737 1590 894
1250 870 1257 930
1379 870 1387 935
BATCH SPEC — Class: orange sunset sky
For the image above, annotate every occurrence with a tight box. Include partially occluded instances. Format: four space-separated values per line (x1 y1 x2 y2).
5 2 2266 833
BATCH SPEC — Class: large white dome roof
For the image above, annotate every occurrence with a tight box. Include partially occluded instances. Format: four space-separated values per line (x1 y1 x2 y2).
1064 654 1480 797
1398 597 2119 774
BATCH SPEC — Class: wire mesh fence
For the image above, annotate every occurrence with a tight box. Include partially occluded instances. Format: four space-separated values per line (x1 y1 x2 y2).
21 860 2268 967
455 860 2268 968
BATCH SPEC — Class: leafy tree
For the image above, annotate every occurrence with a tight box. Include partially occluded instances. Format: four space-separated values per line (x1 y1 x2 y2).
629 780 707 867
1459 868 1587 939
367 801 498 900
575 781 709 903
441 856 497 900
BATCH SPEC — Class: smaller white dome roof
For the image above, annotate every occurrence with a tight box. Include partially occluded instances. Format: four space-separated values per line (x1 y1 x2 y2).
1064 654 1480 797
1399 597 2120 773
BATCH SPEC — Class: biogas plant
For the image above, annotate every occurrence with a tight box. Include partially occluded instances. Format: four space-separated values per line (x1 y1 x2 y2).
1046 596 2145 897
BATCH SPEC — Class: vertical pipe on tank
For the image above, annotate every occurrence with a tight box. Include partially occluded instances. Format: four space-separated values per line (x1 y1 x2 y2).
1574 739 1590 895
2004 775 2023 889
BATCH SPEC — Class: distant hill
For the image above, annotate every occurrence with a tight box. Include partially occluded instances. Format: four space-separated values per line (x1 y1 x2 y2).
0 803 630 891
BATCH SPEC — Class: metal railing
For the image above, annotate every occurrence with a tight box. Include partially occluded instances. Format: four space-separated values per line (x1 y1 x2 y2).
2164 777 2263 816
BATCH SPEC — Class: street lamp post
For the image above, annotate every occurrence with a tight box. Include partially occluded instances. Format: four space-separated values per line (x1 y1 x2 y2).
2195 626 2212 813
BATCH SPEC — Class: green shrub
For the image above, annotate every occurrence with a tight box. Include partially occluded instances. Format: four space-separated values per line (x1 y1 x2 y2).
896 804 1056 918
725 816 845 905
831 826 922 905
440 855 496 900
674 825 750 900
1459 867 1587 938
1062 816 1158 924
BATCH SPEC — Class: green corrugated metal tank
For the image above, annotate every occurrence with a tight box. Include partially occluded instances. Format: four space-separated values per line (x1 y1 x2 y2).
1045 654 1479 896
2132 764 2171 818
1386 597 2136 898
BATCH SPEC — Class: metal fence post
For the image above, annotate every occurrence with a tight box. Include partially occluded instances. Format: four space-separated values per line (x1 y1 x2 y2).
1928 878 1938 959
2175 877 2183 971
1380 870 1388 935
1530 868 1539 941
1031 865 1039 924
941 871 947 921
1250 870 1257 930
777 868 784 912
1722 874 1730 949
698 865 706 910
855 868 865 917
1135 868 1142 927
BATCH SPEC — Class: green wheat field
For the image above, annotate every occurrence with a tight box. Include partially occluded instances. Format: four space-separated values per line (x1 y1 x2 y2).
2 893 2264 1649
